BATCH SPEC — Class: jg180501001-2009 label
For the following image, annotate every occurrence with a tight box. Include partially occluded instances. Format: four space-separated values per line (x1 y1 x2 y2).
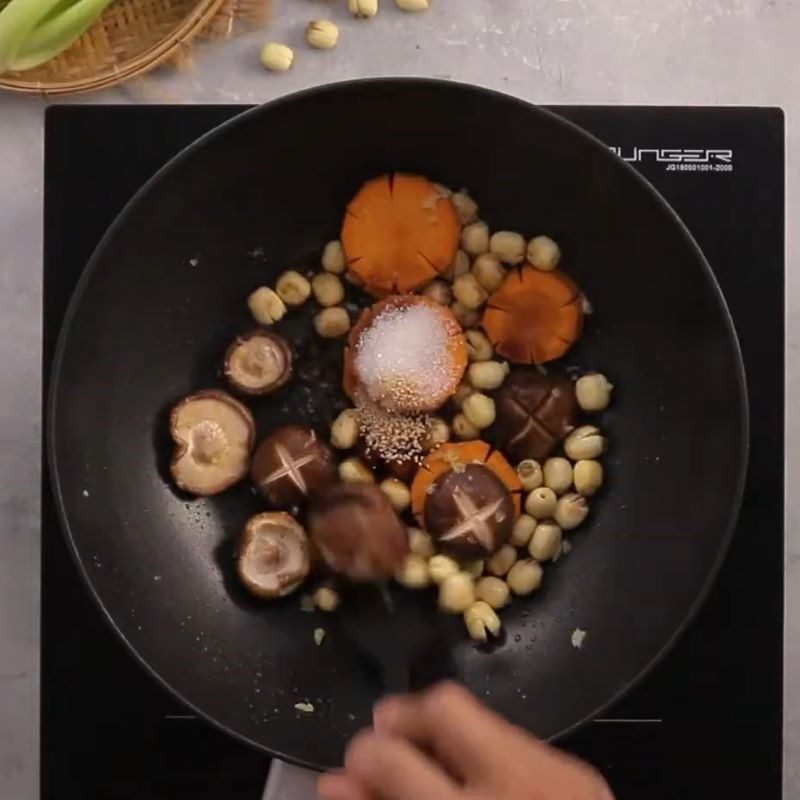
609 146 734 172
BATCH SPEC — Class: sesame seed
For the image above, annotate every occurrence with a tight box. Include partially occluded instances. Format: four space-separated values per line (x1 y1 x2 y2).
356 401 434 466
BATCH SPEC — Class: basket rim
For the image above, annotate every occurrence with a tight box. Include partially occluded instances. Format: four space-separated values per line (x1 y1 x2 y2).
0 0 228 95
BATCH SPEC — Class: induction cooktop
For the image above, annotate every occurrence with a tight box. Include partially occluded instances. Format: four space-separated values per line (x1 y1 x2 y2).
42 104 784 800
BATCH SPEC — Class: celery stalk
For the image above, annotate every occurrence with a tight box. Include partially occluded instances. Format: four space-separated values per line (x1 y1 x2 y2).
0 0 69 71
11 0 114 69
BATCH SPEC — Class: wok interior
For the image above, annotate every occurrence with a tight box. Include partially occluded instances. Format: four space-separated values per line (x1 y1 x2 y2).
50 81 746 767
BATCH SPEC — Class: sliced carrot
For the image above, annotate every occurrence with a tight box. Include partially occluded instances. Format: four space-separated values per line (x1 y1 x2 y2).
485 451 523 494
341 173 460 295
410 440 521 520
482 308 528 363
422 441 492 478
342 295 467 411
482 266 584 364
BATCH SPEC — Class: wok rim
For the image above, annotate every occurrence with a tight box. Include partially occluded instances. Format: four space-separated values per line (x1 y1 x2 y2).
46 77 750 769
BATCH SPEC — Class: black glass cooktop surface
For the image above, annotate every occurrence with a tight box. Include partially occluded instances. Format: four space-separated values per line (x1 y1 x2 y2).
42 104 784 800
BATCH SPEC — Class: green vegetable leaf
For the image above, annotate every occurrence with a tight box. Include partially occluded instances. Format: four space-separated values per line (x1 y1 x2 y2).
12 0 114 69
0 0 69 71
0 0 114 72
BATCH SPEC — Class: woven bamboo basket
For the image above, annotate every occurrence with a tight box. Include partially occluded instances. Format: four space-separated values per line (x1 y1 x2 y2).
0 0 271 95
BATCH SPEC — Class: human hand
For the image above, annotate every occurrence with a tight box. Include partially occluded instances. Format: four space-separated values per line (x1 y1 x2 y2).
318 682 613 800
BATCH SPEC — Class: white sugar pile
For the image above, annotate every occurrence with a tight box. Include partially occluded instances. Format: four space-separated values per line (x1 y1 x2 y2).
354 304 452 411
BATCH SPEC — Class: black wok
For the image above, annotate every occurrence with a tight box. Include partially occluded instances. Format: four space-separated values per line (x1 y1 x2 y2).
48 80 747 769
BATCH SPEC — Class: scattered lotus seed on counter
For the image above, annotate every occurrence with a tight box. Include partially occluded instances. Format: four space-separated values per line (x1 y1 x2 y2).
260 42 294 72
348 0 378 18
306 20 339 50
259 0 434 73
160 172 616 646
395 0 430 10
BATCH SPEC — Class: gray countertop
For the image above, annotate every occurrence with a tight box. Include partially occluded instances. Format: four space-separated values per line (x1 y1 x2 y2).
1 1 798 798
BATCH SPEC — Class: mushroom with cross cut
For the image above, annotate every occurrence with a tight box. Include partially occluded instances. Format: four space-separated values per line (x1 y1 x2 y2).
424 463 515 559
489 367 578 461
250 425 338 508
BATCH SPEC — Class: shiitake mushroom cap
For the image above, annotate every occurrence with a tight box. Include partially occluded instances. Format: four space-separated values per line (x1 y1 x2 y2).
424 463 514 559
251 425 338 508
489 368 577 461
236 512 310 598
224 330 292 396
169 389 255 496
